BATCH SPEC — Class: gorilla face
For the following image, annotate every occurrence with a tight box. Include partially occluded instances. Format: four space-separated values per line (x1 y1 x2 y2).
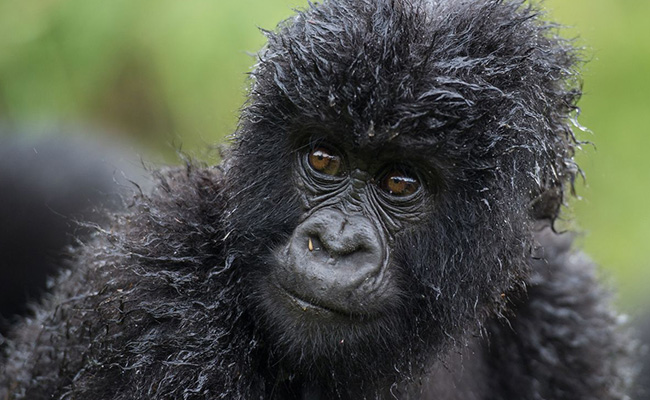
240 133 447 376
271 139 429 320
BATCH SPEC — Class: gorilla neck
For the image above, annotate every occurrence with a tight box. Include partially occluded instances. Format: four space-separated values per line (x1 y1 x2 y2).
256 338 488 400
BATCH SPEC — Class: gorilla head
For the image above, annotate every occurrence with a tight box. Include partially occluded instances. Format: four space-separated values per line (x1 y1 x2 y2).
222 0 579 387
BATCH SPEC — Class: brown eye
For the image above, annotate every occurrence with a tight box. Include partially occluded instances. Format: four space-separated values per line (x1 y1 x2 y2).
380 170 420 197
308 147 342 176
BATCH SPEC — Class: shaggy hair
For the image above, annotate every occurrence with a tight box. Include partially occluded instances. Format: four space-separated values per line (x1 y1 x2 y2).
1 0 634 399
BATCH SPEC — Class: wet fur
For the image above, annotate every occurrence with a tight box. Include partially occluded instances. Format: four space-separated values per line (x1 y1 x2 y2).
1 0 634 399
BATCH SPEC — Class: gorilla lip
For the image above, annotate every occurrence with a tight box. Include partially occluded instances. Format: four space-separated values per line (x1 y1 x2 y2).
279 285 353 318
277 285 382 324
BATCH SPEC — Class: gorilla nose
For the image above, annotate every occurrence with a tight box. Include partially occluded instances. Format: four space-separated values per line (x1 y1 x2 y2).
308 215 366 256
302 208 381 264
279 208 386 314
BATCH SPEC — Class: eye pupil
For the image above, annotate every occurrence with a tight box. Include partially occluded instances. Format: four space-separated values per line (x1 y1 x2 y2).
308 147 342 176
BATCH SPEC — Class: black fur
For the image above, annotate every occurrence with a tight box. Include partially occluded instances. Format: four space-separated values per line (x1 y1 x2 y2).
0 0 634 399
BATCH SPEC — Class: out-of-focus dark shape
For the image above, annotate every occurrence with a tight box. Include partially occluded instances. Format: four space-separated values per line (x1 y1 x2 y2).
636 315 650 398
0 130 146 335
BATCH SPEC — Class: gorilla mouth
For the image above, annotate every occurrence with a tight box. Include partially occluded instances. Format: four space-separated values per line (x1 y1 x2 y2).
279 286 353 318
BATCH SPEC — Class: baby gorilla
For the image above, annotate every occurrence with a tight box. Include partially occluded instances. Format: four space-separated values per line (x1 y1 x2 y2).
0 0 634 399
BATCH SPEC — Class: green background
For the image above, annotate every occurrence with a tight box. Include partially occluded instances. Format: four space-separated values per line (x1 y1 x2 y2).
0 0 648 311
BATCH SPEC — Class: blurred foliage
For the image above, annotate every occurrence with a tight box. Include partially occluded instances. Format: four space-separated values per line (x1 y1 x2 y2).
0 0 303 154
544 0 650 311
0 0 648 310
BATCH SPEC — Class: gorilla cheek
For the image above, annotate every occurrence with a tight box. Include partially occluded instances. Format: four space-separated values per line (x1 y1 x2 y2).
271 207 396 318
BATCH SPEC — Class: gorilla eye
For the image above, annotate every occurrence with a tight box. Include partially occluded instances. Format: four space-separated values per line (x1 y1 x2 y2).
308 146 342 176
379 170 420 197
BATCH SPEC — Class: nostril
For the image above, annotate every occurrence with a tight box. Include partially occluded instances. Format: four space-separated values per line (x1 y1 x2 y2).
339 218 348 233
316 232 368 257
